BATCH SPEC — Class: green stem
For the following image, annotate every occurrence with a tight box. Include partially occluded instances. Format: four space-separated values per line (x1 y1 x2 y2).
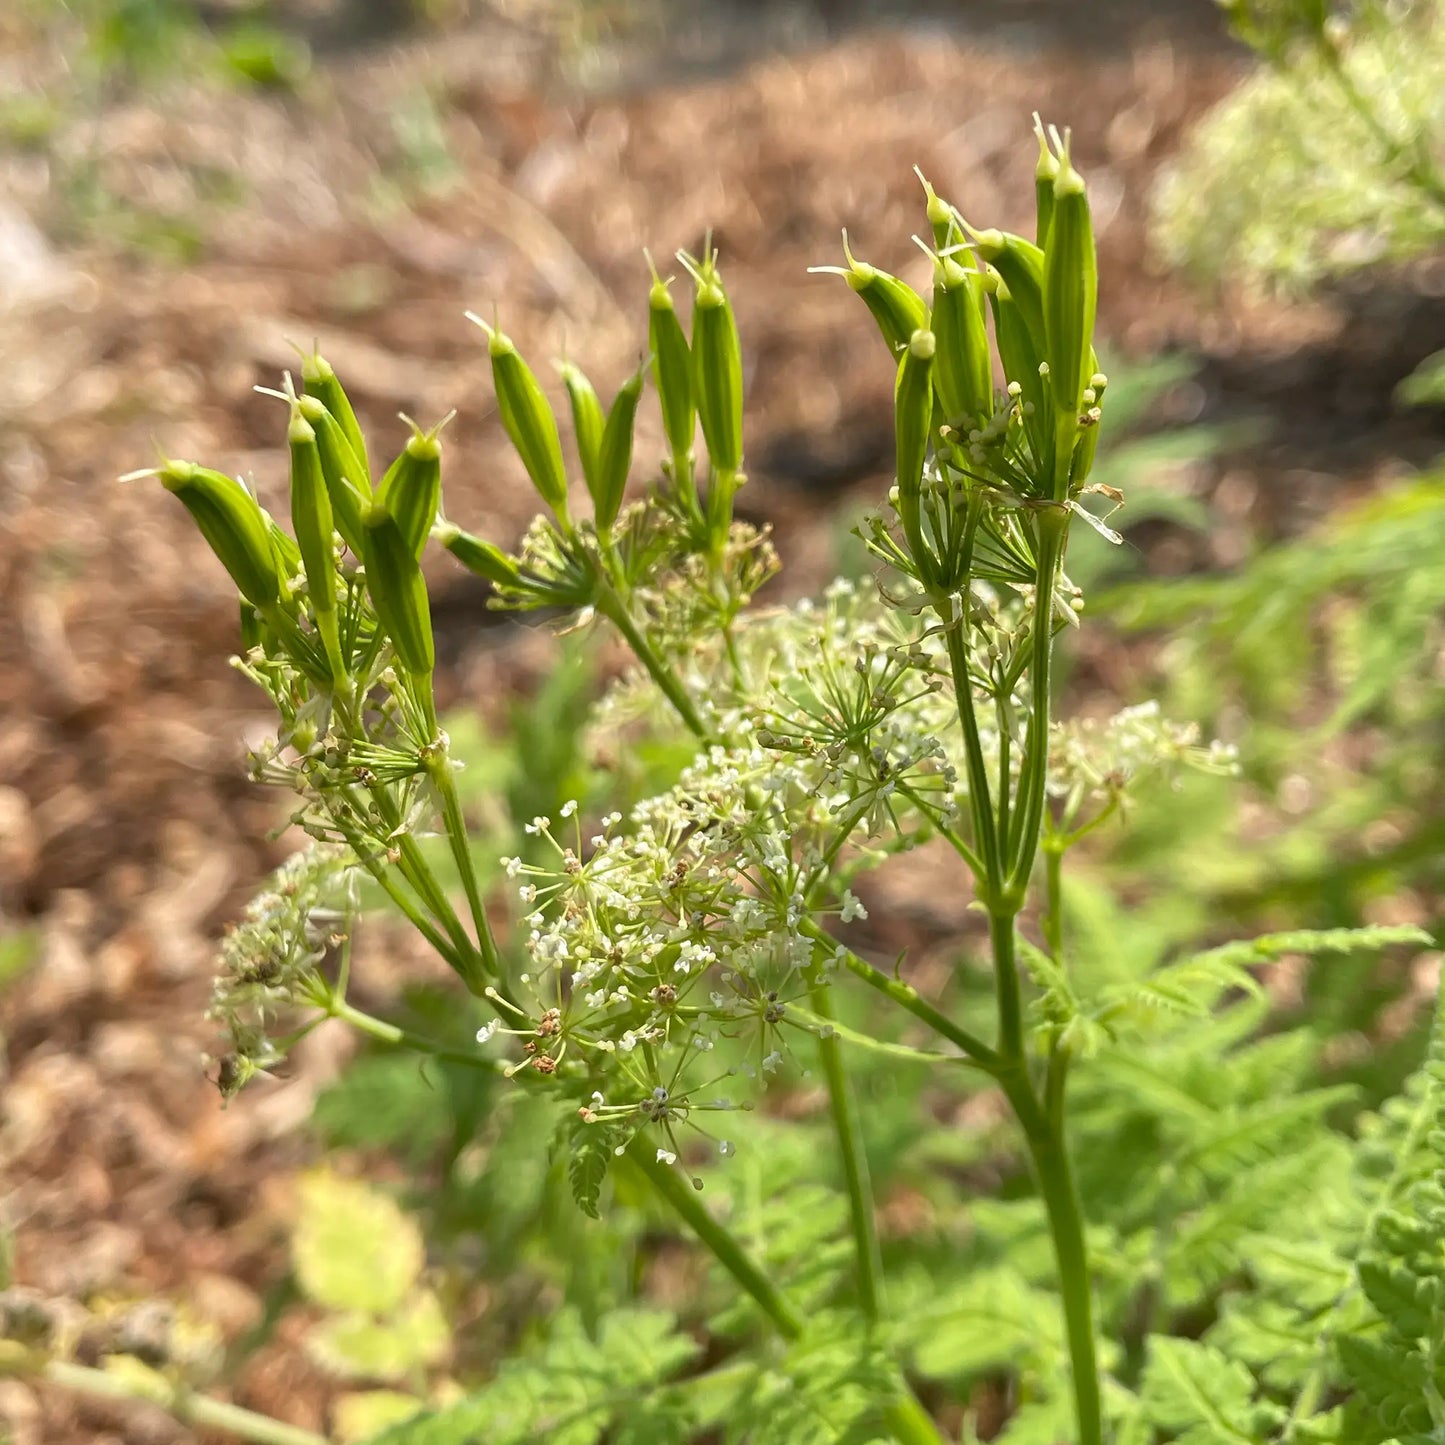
941 617 1001 898
5 1352 326 1445
332 999 504 1074
801 920 1000 1071
990 910 1025 1062
809 980 884 1322
1043 843 1065 963
626 1141 803 1338
1007 508 1066 897
429 755 502 992
1001 1072 1102 1445
600 592 716 745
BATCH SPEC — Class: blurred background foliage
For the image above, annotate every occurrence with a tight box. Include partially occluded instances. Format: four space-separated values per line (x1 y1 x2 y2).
1 0 1443 1441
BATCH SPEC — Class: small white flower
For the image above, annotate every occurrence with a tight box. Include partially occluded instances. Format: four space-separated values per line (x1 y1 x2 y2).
840 890 868 923
762 1050 784 1074
502 857 523 878
476 1021 498 1044
518 884 538 904
656 1148 677 1165
524 816 550 836
560 799 578 818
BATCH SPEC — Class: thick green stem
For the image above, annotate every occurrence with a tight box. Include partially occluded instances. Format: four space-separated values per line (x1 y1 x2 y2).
626 1141 803 1338
989 910 1025 1062
600 593 716 745
1001 1072 1102 1445
4 1352 325 1445
809 980 884 1321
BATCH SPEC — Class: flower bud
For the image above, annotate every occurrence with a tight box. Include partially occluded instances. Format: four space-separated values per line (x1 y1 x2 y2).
812 232 928 358
298 346 369 485
646 262 696 466
434 520 522 589
376 414 446 559
156 460 282 610
894 329 936 573
1033 115 1060 247
559 361 606 499
294 393 372 556
472 316 571 524
362 501 434 677
930 253 992 428
689 256 744 476
1043 139 1098 418
593 360 646 533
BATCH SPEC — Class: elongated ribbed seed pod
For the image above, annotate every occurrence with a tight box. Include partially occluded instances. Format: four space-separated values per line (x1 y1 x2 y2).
157 461 282 610
295 394 371 555
894 329 936 570
969 226 1047 345
1043 142 1098 418
930 253 993 428
560 361 605 498
299 348 369 484
362 502 434 677
990 274 1054 477
286 410 346 682
813 234 929 358
376 416 444 559
647 267 696 465
594 362 645 532
476 320 570 523
691 263 744 476
1034 118 1060 248
434 520 522 589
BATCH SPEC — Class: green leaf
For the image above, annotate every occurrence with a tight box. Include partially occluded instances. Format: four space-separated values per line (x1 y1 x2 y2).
292 1171 424 1315
1139 1336 1258 1444
565 1117 622 1220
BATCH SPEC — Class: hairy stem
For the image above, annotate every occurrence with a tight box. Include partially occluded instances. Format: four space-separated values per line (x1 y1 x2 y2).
809 980 884 1321
2 1350 325 1445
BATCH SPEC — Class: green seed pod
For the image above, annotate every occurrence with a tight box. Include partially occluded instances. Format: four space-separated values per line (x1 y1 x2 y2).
376 414 447 559
990 273 1054 475
594 361 646 532
968 225 1047 345
434 520 522 589
295 393 372 556
362 501 434 677
156 461 282 610
689 257 744 477
1033 116 1060 248
812 233 929 358
646 260 696 465
894 329 936 569
287 409 338 618
559 361 606 499
1043 140 1098 417
915 167 958 253
930 253 993 428
472 316 571 523
298 346 369 484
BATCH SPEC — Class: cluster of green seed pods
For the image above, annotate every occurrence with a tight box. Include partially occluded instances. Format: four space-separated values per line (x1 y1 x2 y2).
821 116 1102 576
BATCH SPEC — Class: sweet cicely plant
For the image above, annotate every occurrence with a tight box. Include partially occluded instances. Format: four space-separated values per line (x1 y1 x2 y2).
82 120 1437 1444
